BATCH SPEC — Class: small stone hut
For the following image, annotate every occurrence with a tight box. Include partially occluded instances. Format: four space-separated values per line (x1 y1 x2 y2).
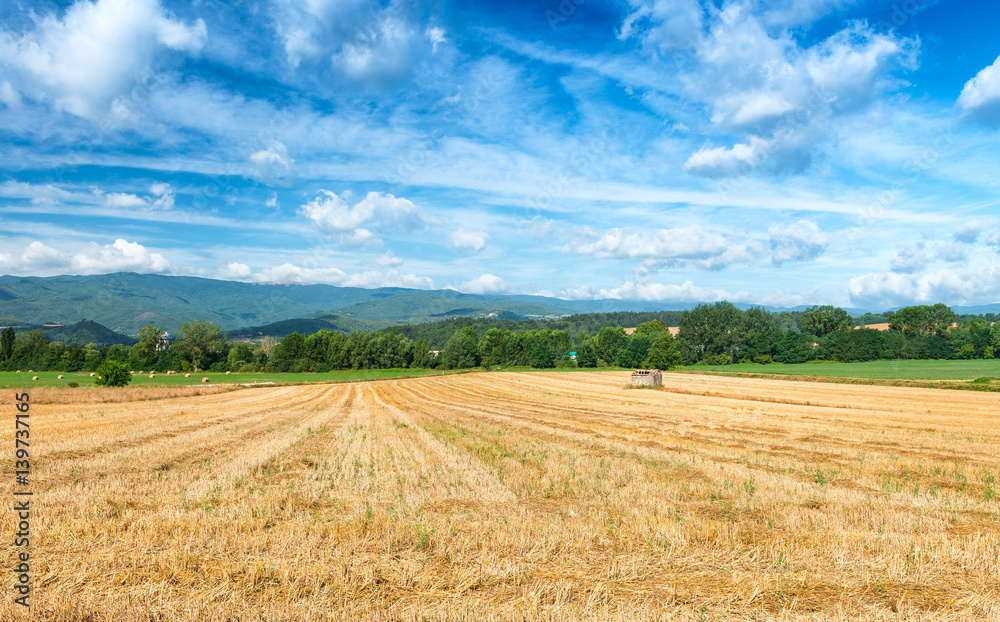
631 369 662 387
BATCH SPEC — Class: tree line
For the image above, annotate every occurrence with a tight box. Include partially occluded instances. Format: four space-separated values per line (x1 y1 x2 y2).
2 302 999 374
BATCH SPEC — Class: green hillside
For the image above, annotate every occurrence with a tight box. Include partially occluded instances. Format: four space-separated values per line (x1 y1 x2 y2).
13 320 136 346
229 314 388 339
0 274 387 335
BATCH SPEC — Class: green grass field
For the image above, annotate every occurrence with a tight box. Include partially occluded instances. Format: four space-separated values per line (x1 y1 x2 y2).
689 358 1000 381
0 368 457 389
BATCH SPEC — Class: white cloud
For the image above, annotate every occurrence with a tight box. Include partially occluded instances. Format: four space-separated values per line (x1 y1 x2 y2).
769 220 829 265
0 180 74 205
448 228 490 252
71 238 170 273
848 266 1000 309
299 190 431 246
0 238 169 275
619 0 703 52
634 3 919 177
889 243 931 274
560 280 737 303
565 225 762 270
98 183 174 210
458 274 508 295
103 192 149 209
958 55 1000 124
273 0 430 86
252 262 434 289
375 251 403 267
265 193 279 209
335 15 421 86
249 141 295 186
218 262 253 280
953 220 997 244
427 26 446 54
149 182 174 209
683 138 768 178
0 0 206 120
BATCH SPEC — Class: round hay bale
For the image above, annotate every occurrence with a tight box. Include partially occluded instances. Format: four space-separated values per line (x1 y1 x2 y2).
202 377 209 383
32 376 38 381
184 373 191 378
57 374 64 379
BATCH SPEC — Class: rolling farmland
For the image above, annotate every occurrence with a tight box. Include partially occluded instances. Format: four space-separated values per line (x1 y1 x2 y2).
3 372 999 620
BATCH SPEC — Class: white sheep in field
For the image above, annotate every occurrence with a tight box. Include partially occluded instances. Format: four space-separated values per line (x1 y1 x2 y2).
90 372 96 377
185 373 191 378
202 377 209 383
31 376 38 381
57 375 63 379
149 373 155 378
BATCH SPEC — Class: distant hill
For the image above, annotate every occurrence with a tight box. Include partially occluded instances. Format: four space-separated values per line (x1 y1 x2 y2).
229 314 387 339
3 273 997 337
13 320 136 347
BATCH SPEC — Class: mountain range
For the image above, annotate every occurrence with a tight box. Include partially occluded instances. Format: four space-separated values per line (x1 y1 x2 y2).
1 273 998 339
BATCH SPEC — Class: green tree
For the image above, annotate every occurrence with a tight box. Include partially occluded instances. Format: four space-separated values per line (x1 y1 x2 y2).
678 301 741 360
634 320 668 337
988 322 1000 355
176 319 227 372
228 342 253 370
593 326 627 365
132 324 165 363
615 336 652 368
94 360 132 387
642 333 682 370
0 326 13 361
800 305 853 337
889 304 955 336
529 341 555 369
441 327 480 369
575 343 597 368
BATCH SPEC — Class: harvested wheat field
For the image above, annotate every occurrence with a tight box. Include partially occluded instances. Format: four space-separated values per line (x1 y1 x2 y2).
4 371 999 621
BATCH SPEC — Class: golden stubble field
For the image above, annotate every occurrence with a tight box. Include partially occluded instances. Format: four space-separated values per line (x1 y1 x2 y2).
3 371 999 621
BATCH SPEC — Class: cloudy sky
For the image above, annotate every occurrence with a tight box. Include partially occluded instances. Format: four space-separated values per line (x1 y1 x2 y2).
1 0 998 311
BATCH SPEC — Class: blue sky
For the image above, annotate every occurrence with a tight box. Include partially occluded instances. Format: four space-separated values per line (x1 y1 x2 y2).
1 0 999 311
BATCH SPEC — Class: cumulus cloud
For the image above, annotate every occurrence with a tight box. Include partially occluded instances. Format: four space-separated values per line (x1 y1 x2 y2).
218 261 253 280
619 0 704 52
0 0 206 121
0 238 169 275
626 3 917 177
249 141 296 186
958 55 1000 124
375 251 403 267
299 190 432 246
251 262 434 289
458 274 508 295
559 280 737 303
769 220 829 265
953 220 997 244
448 228 490 252
848 266 1000 309
98 183 175 210
273 0 432 86
565 225 762 271
889 243 931 274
